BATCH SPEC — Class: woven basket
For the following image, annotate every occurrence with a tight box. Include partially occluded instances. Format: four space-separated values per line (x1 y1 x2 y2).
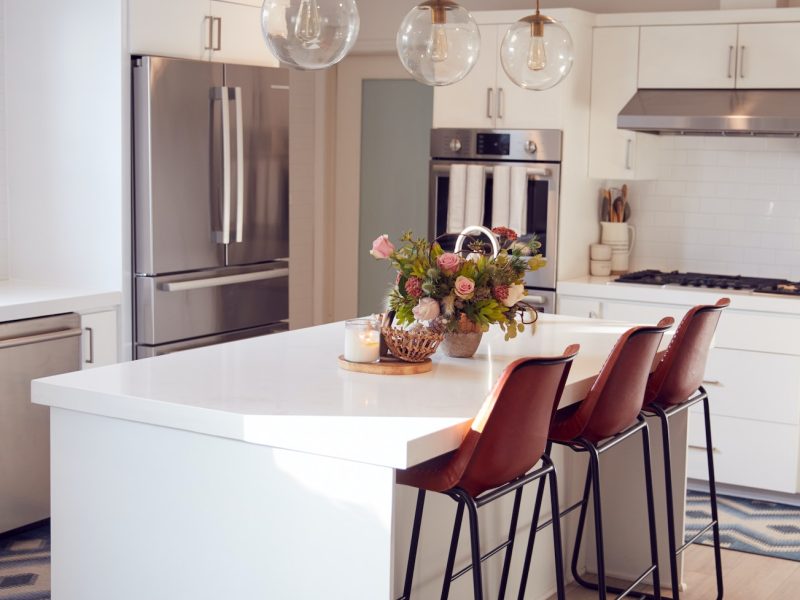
381 325 444 363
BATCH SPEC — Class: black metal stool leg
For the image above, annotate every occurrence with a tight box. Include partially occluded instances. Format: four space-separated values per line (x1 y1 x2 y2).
463 494 485 600
641 420 662 600
569 463 594 590
702 395 724 600
518 455 550 599
402 489 426 600
651 405 681 600
497 487 524 600
548 466 567 600
587 445 608 599
441 501 465 600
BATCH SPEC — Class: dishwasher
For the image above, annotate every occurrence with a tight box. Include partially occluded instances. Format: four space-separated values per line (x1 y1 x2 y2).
0 312 82 533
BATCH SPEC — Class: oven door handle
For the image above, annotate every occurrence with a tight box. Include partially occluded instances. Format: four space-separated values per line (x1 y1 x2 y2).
430 164 551 177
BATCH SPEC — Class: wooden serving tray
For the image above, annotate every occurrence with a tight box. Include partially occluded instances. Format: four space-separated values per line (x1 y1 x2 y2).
337 355 433 375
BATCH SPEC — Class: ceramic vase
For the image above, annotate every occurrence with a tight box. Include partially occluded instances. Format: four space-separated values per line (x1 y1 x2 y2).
441 332 483 358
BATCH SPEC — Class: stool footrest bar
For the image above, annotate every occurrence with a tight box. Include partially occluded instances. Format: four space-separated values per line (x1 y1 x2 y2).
678 520 717 554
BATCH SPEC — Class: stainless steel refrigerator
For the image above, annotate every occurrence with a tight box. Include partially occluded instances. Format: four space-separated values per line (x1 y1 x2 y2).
133 56 289 359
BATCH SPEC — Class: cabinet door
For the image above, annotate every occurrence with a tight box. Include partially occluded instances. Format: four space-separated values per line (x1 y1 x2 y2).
638 25 738 89
210 1 279 67
129 0 211 61
432 25 498 128
557 296 601 319
589 27 657 180
737 23 800 89
81 310 119 369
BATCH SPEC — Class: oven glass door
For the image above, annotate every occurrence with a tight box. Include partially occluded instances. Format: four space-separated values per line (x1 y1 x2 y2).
429 161 559 290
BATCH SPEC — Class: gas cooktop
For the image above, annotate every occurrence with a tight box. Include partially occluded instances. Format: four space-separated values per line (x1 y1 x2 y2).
614 270 800 296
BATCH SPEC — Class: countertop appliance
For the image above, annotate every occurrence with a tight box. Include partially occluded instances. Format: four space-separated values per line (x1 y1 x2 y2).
0 313 81 533
133 56 290 358
429 128 561 314
615 269 800 296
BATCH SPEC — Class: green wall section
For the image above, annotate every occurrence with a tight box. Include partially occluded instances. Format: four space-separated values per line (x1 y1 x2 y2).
358 79 433 316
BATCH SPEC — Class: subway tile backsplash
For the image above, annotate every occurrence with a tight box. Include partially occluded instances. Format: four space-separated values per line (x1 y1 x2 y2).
625 136 800 281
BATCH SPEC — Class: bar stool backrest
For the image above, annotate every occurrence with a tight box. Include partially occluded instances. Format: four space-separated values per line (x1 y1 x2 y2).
645 298 730 407
569 319 674 443
454 345 579 497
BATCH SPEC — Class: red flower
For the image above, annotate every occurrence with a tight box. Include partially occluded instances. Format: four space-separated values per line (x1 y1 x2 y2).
493 285 510 301
405 277 423 299
491 226 518 241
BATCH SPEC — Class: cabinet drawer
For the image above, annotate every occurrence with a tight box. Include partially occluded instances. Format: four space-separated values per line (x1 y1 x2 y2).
600 301 690 326
688 413 799 494
699 348 800 425
557 296 601 319
715 311 800 355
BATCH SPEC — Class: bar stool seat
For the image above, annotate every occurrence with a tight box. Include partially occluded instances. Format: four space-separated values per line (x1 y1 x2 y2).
641 298 730 600
519 318 674 600
395 345 579 600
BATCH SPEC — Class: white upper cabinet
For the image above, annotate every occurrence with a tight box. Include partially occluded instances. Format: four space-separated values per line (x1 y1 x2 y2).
638 24 739 89
209 1 278 67
638 22 800 89
432 23 564 130
129 0 277 66
588 27 657 180
736 22 800 89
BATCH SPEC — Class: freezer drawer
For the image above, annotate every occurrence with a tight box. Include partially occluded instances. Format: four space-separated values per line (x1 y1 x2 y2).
135 262 289 345
0 313 81 533
135 321 288 359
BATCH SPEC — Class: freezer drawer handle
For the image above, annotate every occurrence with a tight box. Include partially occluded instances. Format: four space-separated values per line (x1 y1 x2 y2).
234 86 244 243
159 268 290 292
0 327 83 350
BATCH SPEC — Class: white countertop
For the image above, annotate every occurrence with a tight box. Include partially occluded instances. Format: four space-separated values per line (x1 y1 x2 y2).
32 314 655 469
559 276 800 315
0 279 121 322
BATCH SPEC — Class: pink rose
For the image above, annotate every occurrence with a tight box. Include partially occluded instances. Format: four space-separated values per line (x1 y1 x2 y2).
370 234 395 259
436 252 461 275
412 297 440 322
502 283 526 308
454 276 475 300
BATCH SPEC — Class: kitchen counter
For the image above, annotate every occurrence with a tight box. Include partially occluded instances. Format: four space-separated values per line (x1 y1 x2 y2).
559 275 800 314
33 314 683 600
0 279 121 322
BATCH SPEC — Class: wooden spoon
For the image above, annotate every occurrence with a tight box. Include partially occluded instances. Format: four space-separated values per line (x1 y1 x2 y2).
613 196 624 223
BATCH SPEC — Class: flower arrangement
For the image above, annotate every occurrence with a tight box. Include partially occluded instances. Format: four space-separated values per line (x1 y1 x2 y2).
370 227 546 340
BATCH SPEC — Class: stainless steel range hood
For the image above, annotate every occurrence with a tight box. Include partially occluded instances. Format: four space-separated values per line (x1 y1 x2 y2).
618 89 800 136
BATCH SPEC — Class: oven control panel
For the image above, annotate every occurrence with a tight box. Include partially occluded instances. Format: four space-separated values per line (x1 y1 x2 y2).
430 128 562 162
476 133 510 156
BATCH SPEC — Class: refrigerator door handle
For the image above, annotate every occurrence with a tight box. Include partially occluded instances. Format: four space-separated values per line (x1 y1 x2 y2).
158 268 290 292
234 86 244 243
211 86 232 245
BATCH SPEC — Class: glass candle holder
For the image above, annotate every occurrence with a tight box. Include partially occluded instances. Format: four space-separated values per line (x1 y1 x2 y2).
344 318 381 363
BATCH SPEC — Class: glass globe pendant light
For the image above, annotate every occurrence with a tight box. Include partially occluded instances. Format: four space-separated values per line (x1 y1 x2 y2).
396 0 481 87
261 0 360 70
500 0 574 91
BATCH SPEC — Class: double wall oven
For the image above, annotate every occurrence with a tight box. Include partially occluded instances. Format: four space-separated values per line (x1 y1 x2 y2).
429 128 562 313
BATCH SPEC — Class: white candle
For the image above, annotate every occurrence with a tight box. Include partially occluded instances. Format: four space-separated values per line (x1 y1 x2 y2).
344 319 380 363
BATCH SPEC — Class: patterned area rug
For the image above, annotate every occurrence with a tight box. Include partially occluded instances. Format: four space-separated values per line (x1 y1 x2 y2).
0 524 50 600
686 490 800 562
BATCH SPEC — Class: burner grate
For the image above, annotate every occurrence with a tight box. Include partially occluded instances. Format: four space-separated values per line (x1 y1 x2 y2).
614 270 800 295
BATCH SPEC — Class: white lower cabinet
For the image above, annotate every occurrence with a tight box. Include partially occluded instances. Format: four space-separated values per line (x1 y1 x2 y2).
80 310 119 369
558 292 800 494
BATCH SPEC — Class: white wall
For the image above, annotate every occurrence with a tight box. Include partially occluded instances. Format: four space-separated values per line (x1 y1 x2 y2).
5 0 124 290
627 136 800 280
0 1 7 280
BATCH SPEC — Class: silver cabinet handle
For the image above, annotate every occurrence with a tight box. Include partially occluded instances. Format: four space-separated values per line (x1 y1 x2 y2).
234 87 244 243
159 268 290 292
523 295 546 305
84 327 95 364
702 379 721 385
727 45 734 79
0 327 82 350
625 138 633 170
739 45 746 79
486 88 494 119
498 87 504 119
213 17 222 51
204 16 213 50
689 444 720 454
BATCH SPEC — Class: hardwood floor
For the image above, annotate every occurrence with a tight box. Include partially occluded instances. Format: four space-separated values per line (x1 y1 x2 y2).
557 545 800 600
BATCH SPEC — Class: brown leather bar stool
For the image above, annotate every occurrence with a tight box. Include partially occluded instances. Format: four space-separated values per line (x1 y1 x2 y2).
395 345 579 600
519 318 673 600
640 298 730 600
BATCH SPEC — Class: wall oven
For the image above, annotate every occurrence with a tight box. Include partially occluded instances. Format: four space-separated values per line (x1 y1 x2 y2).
429 128 561 312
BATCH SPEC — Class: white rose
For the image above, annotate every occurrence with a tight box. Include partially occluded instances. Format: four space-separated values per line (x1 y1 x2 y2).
412 297 441 322
502 283 526 308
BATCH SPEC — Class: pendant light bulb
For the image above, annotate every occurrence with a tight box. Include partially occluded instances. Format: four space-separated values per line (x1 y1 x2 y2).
294 0 321 46
261 0 360 70
500 0 574 91
396 0 480 86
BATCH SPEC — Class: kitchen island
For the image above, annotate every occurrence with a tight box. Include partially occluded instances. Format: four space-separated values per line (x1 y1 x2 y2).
33 314 683 599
